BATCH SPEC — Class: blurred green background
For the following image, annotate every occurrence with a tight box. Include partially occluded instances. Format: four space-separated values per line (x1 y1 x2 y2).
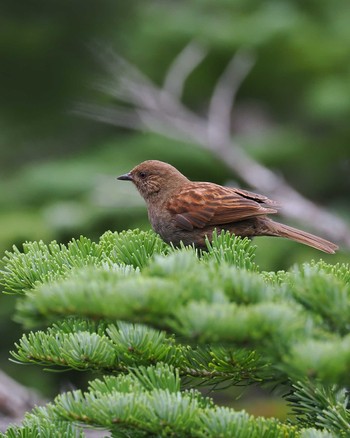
1 0 350 420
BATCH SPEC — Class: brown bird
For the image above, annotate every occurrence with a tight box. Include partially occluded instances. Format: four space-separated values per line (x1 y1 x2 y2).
117 160 338 254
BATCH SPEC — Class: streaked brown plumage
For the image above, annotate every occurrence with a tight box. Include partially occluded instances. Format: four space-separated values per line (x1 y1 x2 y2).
117 160 338 254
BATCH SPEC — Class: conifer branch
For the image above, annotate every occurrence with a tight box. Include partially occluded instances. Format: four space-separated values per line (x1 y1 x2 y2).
287 381 350 434
0 230 168 295
1 230 349 435
1 365 338 437
0 365 307 437
11 321 268 386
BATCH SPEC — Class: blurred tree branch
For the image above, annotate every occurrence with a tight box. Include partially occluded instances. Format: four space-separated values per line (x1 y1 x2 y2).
76 43 350 248
0 370 102 436
0 370 42 432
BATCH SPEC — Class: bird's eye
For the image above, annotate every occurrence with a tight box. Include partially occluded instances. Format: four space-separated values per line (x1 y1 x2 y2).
139 171 147 179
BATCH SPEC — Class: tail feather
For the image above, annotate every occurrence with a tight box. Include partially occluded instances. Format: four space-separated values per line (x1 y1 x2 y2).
268 221 338 254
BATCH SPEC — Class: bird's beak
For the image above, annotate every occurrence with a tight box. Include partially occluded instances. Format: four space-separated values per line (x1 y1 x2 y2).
117 172 133 181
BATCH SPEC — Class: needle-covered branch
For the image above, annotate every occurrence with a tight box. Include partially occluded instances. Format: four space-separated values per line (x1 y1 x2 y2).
1 364 335 438
11 320 267 386
1 229 350 436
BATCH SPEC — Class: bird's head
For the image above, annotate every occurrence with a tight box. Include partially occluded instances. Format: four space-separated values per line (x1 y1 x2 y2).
117 160 189 201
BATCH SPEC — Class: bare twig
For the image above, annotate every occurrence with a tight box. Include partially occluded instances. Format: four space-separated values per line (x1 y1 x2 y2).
75 103 143 130
79 42 350 247
208 50 255 144
162 41 208 99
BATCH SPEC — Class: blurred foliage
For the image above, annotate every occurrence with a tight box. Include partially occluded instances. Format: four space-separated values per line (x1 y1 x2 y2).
0 0 133 166
0 0 350 419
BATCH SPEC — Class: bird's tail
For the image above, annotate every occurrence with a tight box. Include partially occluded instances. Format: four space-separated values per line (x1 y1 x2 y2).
266 220 338 254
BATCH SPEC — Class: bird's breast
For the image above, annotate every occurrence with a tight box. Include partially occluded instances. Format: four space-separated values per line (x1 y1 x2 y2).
147 203 182 245
147 204 169 232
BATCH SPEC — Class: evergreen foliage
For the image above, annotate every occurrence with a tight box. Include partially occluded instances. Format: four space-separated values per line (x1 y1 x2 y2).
1 229 349 436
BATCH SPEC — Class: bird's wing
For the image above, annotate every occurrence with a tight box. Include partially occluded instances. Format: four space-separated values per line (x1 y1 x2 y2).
167 183 278 230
